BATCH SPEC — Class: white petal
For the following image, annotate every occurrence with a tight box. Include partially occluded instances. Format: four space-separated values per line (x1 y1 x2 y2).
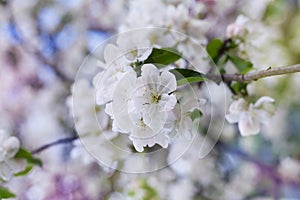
159 94 177 112
238 112 260 136
112 107 133 134
131 139 145 152
229 98 247 114
141 64 160 85
104 44 120 64
138 47 153 61
159 70 177 94
254 96 275 108
106 72 138 133
143 106 166 132
157 136 169 148
92 71 104 88
94 71 113 105
225 113 240 123
6 159 27 173
3 137 20 159
104 103 113 117
0 162 12 182
0 130 9 143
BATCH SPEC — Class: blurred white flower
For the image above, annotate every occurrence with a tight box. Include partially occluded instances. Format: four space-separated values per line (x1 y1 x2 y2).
278 157 300 181
168 178 195 200
226 96 275 136
119 0 166 30
226 15 249 38
168 134 221 187
165 4 209 43
222 163 258 200
68 79 109 135
116 32 153 63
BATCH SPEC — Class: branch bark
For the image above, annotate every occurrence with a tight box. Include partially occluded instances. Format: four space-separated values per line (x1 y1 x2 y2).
221 63 300 82
32 136 79 154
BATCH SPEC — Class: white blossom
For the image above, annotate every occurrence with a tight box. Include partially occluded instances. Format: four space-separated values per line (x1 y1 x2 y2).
93 43 133 105
226 96 275 136
105 64 177 152
226 15 249 38
278 157 300 181
168 178 196 200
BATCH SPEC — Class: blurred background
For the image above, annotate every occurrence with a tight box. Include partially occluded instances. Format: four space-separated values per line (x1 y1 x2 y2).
1 0 300 199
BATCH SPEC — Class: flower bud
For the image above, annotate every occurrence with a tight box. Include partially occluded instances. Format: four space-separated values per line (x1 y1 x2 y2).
3 137 20 159
226 24 247 38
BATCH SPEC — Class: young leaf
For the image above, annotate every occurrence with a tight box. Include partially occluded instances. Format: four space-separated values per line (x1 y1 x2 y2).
176 77 206 86
14 165 33 177
206 38 223 62
14 148 42 167
144 47 181 67
169 68 207 86
231 82 248 96
188 109 203 121
226 53 253 74
0 186 16 199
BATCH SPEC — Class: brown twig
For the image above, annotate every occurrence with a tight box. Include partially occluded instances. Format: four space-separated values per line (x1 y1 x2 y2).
220 64 300 82
32 136 79 154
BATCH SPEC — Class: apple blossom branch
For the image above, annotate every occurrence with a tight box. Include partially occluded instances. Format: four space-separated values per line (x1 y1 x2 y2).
220 63 300 82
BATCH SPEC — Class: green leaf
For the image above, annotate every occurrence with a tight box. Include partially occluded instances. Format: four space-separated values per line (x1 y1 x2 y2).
170 68 207 86
206 38 223 62
226 53 253 74
14 148 42 167
231 82 248 96
188 109 203 121
0 186 16 199
226 39 239 50
14 165 33 177
144 47 181 67
177 77 206 86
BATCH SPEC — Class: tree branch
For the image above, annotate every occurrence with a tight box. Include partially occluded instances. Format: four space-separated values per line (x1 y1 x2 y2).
219 142 300 188
221 63 300 82
32 136 79 154
7 3 73 84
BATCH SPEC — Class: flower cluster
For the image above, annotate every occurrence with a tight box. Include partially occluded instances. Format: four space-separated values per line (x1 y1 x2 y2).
93 34 205 152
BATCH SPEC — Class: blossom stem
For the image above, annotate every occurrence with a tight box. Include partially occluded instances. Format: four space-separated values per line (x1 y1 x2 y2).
32 136 79 154
221 63 300 82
